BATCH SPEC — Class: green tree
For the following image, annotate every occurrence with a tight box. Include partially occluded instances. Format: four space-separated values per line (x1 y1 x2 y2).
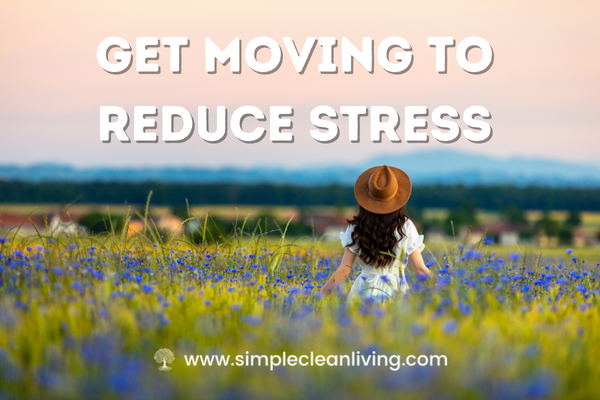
566 209 581 227
444 202 478 236
502 204 526 223
78 212 124 234
537 212 560 237
558 226 573 245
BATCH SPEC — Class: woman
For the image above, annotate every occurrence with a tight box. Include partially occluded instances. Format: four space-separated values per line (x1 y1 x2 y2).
319 165 432 302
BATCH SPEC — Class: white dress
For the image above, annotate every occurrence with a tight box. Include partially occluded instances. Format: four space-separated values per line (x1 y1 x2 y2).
340 218 425 303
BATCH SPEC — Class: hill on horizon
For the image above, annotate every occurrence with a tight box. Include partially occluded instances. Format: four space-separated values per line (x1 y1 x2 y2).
1 150 600 187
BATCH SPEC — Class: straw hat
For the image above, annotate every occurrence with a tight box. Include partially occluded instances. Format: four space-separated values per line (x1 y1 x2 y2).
354 165 412 214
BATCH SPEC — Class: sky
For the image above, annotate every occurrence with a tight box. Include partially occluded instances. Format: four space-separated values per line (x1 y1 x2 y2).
1 0 599 168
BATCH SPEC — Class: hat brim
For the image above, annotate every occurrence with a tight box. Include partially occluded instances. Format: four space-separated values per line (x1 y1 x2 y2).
354 166 412 214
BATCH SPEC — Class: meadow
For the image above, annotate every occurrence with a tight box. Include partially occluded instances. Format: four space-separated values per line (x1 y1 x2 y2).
0 206 599 400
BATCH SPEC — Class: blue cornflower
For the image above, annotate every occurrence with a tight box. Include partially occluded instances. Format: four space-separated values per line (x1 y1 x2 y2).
566 249 573 255
0 237 8 244
438 275 452 287
443 319 458 334
67 244 77 251
141 284 153 294
410 323 424 335
241 315 261 325
157 312 169 325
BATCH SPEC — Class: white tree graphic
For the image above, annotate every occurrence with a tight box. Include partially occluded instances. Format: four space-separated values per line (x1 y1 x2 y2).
154 348 175 371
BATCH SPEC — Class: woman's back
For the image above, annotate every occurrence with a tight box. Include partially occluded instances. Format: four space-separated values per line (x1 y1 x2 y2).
341 218 424 302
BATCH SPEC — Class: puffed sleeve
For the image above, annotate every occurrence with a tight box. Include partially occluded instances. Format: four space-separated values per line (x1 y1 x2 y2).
404 219 425 255
340 224 360 254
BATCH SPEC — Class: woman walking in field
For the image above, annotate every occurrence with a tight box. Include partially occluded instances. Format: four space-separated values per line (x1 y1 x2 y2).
320 165 432 302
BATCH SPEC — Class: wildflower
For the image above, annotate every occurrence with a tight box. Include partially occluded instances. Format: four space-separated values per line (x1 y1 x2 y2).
0 237 8 244
458 302 472 315
480 276 494 285
443 319 458 334
141 284 153 294
157 312 169 325
437 275 451 287
416 273 429 282
67 244 77 251
483 237 494 245
566 249 573 255
410 323 424 335
241 315 261 325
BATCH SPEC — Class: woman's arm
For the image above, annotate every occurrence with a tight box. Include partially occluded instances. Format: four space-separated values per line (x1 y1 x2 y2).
319 248 357 296
408 249 432 280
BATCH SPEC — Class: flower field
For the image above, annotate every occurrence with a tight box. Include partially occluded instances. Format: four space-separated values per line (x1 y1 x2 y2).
1 213 599 400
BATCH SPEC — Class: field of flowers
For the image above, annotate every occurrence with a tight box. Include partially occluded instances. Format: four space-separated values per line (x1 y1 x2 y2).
1 211 599 400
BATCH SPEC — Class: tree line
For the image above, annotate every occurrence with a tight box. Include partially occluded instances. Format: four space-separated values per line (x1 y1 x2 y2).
1 180 600 211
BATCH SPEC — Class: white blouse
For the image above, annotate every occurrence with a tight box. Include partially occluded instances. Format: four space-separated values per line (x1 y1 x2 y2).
339 218 425 302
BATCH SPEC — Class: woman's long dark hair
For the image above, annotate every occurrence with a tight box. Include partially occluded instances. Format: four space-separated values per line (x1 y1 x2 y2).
346 206 408 268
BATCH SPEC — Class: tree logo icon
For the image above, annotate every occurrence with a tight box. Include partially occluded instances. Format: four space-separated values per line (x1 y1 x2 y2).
154 348 175 371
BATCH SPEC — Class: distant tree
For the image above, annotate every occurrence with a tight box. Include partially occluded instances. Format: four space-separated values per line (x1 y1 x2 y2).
558 226 573 245
171 206 190 220
519 226 535 241
405 205 423 223
78 212 123 234
502 204 526 224
566 210 582 227
537 212 560 237
444 202 478 236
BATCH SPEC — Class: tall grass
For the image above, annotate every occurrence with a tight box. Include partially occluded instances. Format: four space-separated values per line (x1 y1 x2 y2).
0 205 599 399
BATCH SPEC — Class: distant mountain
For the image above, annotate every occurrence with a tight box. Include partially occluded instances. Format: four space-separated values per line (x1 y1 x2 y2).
1 151 600 187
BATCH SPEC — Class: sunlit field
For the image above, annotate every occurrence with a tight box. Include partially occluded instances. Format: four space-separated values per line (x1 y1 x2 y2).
1 207 600 400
